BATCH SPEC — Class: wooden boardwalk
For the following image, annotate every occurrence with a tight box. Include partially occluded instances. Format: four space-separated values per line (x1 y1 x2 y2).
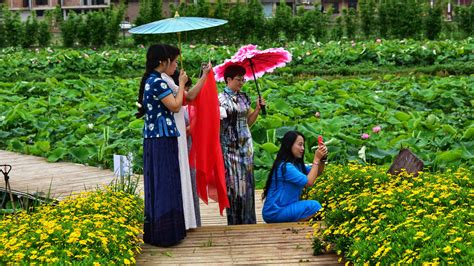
1 149 343 264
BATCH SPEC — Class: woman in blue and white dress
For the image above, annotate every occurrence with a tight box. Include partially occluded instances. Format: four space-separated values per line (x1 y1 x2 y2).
135 44 188 247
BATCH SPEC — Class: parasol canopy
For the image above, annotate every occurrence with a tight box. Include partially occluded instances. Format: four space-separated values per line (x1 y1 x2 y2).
214 44 292 114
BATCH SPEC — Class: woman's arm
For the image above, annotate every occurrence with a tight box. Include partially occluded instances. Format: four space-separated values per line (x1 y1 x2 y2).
161 70 187 112
306 144 328 186
247 97 265 126
186 63 211 101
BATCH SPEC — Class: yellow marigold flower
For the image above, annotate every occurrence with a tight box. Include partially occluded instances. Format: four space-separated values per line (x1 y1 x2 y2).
443 246 452 253
415 231 425 238
124 258 131 265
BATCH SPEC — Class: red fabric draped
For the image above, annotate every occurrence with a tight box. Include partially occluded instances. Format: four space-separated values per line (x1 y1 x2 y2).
188 69 229 215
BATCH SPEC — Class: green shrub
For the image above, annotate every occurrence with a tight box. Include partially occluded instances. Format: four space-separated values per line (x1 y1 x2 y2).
37 20 51 47
22 13 40 48
60 11 79 47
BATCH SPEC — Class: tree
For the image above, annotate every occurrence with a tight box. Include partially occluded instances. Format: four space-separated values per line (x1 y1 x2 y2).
0 6 6 47
271 0 293 42
424 1 443 40
77 14 90 46
332 16 344 40
148 0 162 22
105 3 126 46
212 0 229 44
22 12 40 47
242 0 266 42
343 8 358 39
89 11 107 47
377 0 391 38
454 4 474 38
37 20 51 47
359 0 376 38
4 9 23 46
227 0 246 43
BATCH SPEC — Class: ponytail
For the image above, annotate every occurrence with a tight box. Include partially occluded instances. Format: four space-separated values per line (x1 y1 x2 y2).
135 71 151 118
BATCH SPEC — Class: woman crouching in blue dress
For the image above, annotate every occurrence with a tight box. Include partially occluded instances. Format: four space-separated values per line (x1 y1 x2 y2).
262 131 328 223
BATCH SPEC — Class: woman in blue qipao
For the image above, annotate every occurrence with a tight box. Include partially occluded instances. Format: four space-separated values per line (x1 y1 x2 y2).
262 131 328 223
135 44 188 246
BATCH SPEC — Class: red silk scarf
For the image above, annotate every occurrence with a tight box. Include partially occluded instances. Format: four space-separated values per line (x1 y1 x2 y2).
188 69 229 215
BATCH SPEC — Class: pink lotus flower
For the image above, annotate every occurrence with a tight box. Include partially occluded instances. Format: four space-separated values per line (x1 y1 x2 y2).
376 38 382 44
314 111 320 118
372 126 381 133
361 133 370 139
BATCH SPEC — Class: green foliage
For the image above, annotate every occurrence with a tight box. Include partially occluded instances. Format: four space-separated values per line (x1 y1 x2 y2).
332 16 344 40
358 0 376 38
242 0 266 42
148 0 162 22
37 20 51 47
4 9 23 47
22 12 40 48
377 0 390 38
105 4 126 46
77 14 90 47
343 8 358 40
227 0 246 43
89 12 107 47
60 11 79 47
271 0 293 41
299 6 329 41
0 5 6 47
0 38 472 82
454 4 474 38
425 3 444 40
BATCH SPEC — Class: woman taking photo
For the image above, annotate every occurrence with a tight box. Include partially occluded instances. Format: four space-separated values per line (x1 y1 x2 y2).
136 44 188 246
262 131 327 223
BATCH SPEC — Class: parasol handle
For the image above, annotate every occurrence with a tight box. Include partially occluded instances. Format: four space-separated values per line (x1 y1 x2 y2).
177 32 184 70
248 59 266 115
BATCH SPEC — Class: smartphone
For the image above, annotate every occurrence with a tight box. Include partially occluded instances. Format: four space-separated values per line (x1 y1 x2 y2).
199 63 208 77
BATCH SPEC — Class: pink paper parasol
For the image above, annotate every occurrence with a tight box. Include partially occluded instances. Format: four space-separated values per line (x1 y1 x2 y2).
214 44 292 115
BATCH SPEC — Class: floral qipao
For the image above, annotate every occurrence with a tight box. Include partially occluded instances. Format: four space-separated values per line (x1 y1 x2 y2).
219 87 256 225
142 70 185 247
143 71 179 138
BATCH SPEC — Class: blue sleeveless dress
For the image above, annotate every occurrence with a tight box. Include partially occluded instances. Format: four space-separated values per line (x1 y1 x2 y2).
262 162 322 223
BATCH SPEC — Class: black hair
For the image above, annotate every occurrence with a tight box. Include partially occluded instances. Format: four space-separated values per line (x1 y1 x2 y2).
135 44 181 118
224 64 246 84
262 131 307 200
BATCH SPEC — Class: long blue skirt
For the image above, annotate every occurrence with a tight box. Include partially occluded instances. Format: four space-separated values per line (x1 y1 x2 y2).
143 137 186 246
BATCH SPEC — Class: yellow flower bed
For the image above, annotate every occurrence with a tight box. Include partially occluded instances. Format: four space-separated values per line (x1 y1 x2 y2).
0 188 144 264
304 163 472 264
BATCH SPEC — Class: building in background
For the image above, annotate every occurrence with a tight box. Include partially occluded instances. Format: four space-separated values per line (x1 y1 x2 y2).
4 0 110 20
3 0 472 22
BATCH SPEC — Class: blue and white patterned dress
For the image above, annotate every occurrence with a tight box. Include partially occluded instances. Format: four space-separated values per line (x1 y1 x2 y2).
142 70 186 246
219 87 256 225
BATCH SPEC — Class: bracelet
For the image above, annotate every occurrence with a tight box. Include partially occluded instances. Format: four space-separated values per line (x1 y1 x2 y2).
312 161 319 167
